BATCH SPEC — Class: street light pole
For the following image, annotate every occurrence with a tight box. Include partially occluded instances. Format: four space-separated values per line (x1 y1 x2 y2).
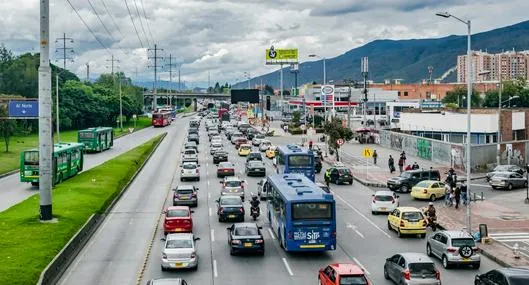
55 73 60 143
497 73 502 165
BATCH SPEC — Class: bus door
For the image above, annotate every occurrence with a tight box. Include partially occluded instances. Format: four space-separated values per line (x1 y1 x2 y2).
67 152 72 176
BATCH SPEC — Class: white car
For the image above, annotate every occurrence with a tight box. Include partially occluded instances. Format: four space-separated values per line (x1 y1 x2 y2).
180 162 200 181
161 233 200 271
259 140 271 152
371 190 399 215
252 134 266 146
210 142 223 155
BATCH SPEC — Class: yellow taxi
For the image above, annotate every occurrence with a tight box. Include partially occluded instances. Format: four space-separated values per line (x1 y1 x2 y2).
387 207 427 238
265 145 276 159
238 144 252 156
411 180 446 201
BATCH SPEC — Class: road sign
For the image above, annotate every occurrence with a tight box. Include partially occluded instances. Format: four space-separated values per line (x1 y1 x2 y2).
336 139 344 146
8 100 38 117
363 147 373 158
300 124 306 131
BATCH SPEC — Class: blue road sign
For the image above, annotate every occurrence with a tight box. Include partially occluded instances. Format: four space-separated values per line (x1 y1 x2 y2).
8 100 39 117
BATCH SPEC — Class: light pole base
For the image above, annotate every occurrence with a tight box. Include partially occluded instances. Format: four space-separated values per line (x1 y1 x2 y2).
524 198 529 204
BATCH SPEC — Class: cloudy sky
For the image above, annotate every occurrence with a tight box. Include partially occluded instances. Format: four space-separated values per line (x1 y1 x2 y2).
1 0 529 87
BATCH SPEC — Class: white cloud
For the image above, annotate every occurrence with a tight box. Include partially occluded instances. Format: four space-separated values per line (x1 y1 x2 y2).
1 0 529 87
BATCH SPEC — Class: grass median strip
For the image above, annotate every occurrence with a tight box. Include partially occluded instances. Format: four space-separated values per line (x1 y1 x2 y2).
0 133 165 285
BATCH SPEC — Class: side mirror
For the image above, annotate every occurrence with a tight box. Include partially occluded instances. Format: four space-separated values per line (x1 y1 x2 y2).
258 226 263 229
386 258 391 262
216 199 220 203
372 194 375 197
162 210 167 214
190 210 195 213
396 195 400 198
196 187 199 190
161 236 166 241
194 237 201 241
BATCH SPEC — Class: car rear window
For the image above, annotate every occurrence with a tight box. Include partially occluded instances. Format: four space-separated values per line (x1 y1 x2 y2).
415 181 430 187
375 195 394 201
166 239 192 249
226 181 241 187
184 150 196 155
408 262 436 274
167 209 188 217
339 275 368 285
235 227 259 236
177 189 194 194
182 164 196 169
220 197 241 205
451 238 475 247
402 211 423 221
338 168 351 175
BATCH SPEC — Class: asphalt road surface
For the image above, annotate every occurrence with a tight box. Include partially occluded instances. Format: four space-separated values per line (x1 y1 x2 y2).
59 122 501 285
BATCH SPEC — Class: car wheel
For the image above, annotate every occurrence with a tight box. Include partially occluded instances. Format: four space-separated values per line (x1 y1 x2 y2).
472 262 481 269
442 255 450 269
399 185 408 193
372 211 377 215
230 248 236 256
430 194 436 201
383 266 390 280
420 233 426 239
508 183 513 190
387 221 392 230
335 179 340 185
180 178 184 182
193 202 198 207
426 244 433 256
525 181 528 188
218 217 222 222
161 265 167 272
397 228 403 238
491 186 496 189
318 277 322 285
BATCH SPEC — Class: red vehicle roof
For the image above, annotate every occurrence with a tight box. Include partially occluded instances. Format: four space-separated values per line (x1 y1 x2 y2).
329 263 365 275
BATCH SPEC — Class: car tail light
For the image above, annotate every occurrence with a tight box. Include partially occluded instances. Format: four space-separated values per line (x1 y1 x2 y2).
403 270 410 280
181 169 184 173
435 270 440 280
239 207 244 213
196 169 199 174
219 207 224 214
191 252 196 258
447 247 457 253
192 192 197 198
255 239 264 244
231 240 241 245
372 197 376 203
162 253 167 259
288 231 293 239
423 189 428 194
391 198 396 204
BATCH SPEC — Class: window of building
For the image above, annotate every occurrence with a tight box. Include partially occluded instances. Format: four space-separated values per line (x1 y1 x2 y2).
404 91 409 96
398 91 401 96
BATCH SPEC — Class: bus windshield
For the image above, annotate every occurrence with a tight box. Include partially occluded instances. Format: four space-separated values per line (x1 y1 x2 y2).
79 132 94 139
288 155 312 167
292 202 332 220
24 151 39 165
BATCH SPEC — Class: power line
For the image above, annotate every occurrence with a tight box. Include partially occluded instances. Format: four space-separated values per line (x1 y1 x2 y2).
148 44 163 110
87 0 124 55
65 0 110 54
99 0 125 39
55 33 75 69
139 0 155 43
133 0 151 47
124 0 144 48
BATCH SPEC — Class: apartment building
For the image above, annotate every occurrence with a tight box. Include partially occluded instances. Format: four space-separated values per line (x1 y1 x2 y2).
457 50 529 83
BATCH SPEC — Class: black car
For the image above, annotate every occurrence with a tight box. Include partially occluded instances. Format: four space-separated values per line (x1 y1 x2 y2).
325 164 353 185
246 128 256 140
314 153 322 173
188 133 200 144
246 151 263 162
213 150 229 164
216 196 244 222
239 123 251 135
188 127 198 135
387 169 441 192
245 160 266 177
486 164 525 181
227 222 264 255
475 267 529 285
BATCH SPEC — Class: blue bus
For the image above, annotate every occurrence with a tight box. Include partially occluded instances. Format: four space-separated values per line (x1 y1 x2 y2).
275 144 315 182
266 173 336 252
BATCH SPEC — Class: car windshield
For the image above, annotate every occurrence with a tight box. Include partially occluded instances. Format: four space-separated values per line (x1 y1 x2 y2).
182 163 196 169
166 239 192 249
339 275 368 285
510 277 529 285
288 155 312 167
451 238 475 247
261 141 271 146
212 143 222 147
495 165 511 171
375 195 394 201
408 262 436 274
226 181 241 187
184 150 196 155
235 226 259 236
219 163 233 168
167 209 188 217
240 146 251 150
402 211 423 221
292 203 332 220
220 197 241 205
399 172 412 178
177 189 194 194
255 135 265 139
338 168 351 175
416 181 431 188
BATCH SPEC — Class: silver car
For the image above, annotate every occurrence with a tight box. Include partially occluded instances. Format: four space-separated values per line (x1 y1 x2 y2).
384 252 441 285
489 172 527 190
182 148 198 163
221 176 245 201
426 230 480 269
257 178 268 200
210 142 223 155
161 233 200 271
259 140 271 152
252 134 266 146
180 162 200 181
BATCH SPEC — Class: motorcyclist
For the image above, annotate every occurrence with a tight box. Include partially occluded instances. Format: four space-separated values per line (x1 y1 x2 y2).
426 202 436 218
250 196 260 214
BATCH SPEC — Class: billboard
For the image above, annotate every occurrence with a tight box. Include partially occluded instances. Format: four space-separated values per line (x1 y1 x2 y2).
265 46 298 65
231 89 260 104
320 85 335 104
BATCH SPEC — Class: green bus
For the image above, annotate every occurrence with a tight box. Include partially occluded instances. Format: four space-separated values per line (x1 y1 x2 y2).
78 127 114 152
20 142 85 186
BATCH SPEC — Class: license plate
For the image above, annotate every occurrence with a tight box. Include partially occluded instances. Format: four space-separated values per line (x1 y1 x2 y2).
244 243 252 247
463 258 470 262
173 228 183 232
175 262 184 268
380 207 387 210
228 215 235 218
224 170 228 172
180 197 189 200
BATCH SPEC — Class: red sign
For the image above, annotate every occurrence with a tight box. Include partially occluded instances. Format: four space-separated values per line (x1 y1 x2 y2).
336 139 345 146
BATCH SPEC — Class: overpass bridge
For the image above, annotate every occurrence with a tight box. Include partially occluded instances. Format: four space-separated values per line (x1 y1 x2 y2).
142 92 230 100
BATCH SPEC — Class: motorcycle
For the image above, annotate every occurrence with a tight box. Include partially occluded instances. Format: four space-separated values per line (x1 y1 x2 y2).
422 207 437 231
250 206 260 221
265 130 275 137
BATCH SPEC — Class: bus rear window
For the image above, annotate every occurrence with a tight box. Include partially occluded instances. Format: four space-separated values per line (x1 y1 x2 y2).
24 151 39 165
292 203 332 220
79 132 94 139
288 155 312 167
153 114 162 119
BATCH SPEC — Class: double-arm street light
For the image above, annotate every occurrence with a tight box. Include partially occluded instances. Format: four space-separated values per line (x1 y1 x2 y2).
243 72 251 89
436 11 473 234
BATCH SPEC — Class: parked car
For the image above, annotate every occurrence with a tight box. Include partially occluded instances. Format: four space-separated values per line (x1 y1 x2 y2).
325 163 353 185
217 162 235 178
387 169 441 193
387 207 427 238
259 140 271 152
372 190 399 215
163 206 194 235
227 222 265 255
180 162 200 181
411 180 446 201
245 160 266 177
161 233 200 271
383 253 441 285
489 172 528 190
257 178 268 200
182 148 198 163
220 176 245 201
426 230 480 269
486 164 524 181
319 263 372 285
216 195 245 222
252 134 266 146
213 150 229 164
173 185 198 207
475 268 529 285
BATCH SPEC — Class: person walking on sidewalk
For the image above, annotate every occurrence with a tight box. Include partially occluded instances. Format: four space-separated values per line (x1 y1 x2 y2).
454 185 461 209
372 150 378 165
444 182 452 206
398 156 405 173
412 162 419 170
309 140 313 150
460 181 468 205
388 155 395 174
400 151 407 165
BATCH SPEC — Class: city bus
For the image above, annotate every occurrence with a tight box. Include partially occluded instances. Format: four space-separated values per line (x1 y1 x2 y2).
20 142 85 186
152 111 172 127
275 144 315 182
158 107 176 120
266 173 336 252
77 127 114 152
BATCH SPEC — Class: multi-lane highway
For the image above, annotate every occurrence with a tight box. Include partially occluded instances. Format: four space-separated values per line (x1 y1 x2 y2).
58 116 501 285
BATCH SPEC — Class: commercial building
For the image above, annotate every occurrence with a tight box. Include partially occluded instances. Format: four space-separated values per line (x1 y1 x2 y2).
376 81 498 101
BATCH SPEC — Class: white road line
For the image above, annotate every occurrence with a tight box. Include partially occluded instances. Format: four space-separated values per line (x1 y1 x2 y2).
209 207 212 217
470 183 490 187
211 229 215 242
354 229 365 239
353 257 370 275
268 228 276 239
346 222 365 239
213 259 218 278
208 192 211 200
490 232 529 236
207 180 210 186
333 192 392 239
282 258 294 276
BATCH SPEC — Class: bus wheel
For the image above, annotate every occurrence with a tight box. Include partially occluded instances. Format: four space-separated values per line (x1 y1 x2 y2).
31 182 39 187
58 174 63 184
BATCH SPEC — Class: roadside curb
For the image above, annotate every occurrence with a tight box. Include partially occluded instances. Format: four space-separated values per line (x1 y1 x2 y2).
37 132 167 285
0 169 18 179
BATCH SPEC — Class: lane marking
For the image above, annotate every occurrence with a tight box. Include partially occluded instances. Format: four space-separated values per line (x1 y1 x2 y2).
346 223 365 239
470 183 490 187
333 192 392 239
208 192 211 200
353 257 370 275
282 257 294 276
213 259 218 278
209 207 212 217
211 229 215 242
207 180 210 186
268 228 276 239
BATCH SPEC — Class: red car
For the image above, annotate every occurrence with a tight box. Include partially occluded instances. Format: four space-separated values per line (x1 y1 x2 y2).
217 162 235 178
234 138 248 149
163 206 194 235
318 263 372 285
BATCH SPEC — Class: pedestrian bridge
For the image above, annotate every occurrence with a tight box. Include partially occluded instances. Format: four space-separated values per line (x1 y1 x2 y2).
142 92 229 99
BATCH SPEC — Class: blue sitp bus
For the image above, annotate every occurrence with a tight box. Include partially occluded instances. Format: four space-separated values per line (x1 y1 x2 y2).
266 173 336 252
275 144 315 182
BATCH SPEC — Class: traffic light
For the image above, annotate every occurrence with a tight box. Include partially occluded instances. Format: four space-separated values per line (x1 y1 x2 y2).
266 96 271 111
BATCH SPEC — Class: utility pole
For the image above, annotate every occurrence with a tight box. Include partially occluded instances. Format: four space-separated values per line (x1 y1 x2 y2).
148 44 164 111
166 54 178 107
85 63 89 82
178 67 181 91
208 71 211 92
106 54 120 74
118 73 123 131
39 0 53 221
55 33 74 70
361 57 369 126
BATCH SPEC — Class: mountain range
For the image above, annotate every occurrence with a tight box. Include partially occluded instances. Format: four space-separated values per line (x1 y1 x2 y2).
235 20 529 89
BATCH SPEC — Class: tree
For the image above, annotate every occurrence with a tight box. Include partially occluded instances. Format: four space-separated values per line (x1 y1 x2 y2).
213 82 221 93
292 111 300 125
324 117 353 161
442 87 481 107
0 105 16 152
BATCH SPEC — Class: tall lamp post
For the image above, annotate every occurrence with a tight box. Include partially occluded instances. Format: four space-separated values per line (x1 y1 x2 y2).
308 54 327 121
436 11 473 234
243 72 251 89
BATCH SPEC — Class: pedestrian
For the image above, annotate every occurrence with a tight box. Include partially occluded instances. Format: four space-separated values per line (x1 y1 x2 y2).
405 164 412 171
412 162 419 170
388 155 395 174
401 151 407 165
460 181 468 205
444 183 452 206
309 140 313 150
454 185 461 209
372 150 378 165
398 156 405 173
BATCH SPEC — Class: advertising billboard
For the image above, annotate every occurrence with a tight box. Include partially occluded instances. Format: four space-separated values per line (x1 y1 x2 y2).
320 85 335 103
265 46 298 65
231 89 260 104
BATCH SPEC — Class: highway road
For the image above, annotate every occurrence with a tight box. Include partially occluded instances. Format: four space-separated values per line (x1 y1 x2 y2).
0 118 177 212
59 120 501 285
